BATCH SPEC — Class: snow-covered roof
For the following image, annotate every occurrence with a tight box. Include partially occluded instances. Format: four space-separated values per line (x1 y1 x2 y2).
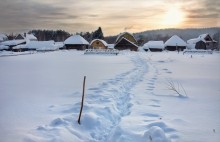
143 41 164 49
165 35 186 46
116 32 137 43
199 33 209 40
64 35 89 45
1 40 26 46
26 34 37 41
90 39 108 46
26 41 56 50
16 33 37 41
115 37 139 48
0 45 9 50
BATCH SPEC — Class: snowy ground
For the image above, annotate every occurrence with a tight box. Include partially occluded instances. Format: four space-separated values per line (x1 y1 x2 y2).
0 50 219 142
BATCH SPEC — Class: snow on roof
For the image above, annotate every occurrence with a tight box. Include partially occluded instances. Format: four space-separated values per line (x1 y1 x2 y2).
26 41 57 50
199 33 209 39
26 34 37 41
187 38 200 44
187 33 213 44
165 35 186 46
16 33 37 41
115 37 139 48
1 40 26 46
143 41 164 49
90 39 108 46
116 32 137 43
0 45 9 50
64 35 89 45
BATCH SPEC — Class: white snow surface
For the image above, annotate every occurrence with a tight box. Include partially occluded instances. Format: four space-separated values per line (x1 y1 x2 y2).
165 35 186 46
0 51 220 142
64 35 89 45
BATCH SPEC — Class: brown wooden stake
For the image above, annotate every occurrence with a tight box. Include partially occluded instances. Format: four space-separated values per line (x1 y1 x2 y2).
78 76 86 125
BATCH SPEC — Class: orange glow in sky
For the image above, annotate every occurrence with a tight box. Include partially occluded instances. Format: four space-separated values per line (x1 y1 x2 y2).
0 0 219 35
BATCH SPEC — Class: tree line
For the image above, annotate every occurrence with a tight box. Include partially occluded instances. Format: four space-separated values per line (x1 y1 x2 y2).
4 27 104 42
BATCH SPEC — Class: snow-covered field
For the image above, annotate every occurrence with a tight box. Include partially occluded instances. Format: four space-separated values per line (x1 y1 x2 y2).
0 50 219 142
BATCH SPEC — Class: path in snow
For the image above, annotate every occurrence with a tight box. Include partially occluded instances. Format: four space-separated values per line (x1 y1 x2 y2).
26 52 149 142
107 53 176 142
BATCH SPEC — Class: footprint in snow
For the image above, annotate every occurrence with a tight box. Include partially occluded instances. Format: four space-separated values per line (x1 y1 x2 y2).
148 104 160 107
142 113 160 117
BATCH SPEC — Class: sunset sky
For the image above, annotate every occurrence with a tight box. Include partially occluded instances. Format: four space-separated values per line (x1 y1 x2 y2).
0 0 219 36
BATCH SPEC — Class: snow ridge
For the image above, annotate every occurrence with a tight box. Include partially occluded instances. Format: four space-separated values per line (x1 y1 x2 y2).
27 53 148 142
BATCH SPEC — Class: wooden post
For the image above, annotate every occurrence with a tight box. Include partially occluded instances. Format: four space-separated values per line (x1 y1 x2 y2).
78 76 86 125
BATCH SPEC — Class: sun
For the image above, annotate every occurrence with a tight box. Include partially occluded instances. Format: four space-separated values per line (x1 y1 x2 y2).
162 7 185 27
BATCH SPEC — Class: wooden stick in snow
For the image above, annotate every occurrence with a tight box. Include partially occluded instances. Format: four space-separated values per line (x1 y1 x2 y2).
78 76 86 125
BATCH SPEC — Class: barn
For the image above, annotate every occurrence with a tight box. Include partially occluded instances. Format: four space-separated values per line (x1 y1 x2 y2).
114 37 139 51
64 35 89 50
143 41 164 52
114 32 139 51
187 33 217 50
165 35 186 51
90 39 108 49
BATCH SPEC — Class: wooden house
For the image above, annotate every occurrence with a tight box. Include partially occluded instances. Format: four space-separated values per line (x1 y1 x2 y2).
165 35 186 51
114 32 139 51
187 34 217 50
64 35 89 50
114 37 139 51
90 39 108 49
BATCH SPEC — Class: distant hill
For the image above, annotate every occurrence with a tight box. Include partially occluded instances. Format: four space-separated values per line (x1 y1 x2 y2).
105 27 220 46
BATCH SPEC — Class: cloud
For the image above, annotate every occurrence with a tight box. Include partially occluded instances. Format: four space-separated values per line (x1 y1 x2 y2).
0 0 219 35
183 0 220 19
0 0 79 33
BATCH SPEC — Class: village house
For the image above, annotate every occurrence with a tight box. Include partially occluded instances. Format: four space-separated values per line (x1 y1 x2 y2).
64 35 89 50
90 39 108 49
143 41 164 52
187 33 217 50
165 35 186 51
114 32 139 51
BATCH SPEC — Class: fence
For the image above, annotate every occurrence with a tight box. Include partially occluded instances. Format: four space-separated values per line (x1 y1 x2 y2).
84 49 119 55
